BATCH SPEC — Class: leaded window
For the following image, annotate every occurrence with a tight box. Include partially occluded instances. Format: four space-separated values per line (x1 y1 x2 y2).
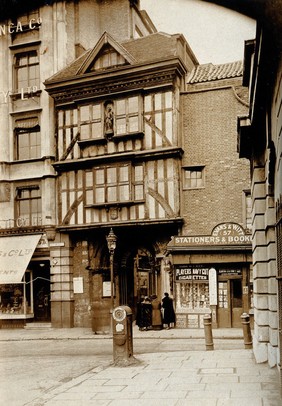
85 163 144 205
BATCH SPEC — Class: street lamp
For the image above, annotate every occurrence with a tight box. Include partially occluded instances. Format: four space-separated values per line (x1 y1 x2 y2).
106 228 117 311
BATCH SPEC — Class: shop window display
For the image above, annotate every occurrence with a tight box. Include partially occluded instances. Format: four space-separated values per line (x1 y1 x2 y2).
0 271 33 317
176 282 209 309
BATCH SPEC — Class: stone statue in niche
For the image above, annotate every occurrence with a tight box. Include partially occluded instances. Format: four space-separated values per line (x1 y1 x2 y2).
104 101 114 136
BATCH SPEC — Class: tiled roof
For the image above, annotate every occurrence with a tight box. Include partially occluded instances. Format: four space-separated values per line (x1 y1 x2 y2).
122 32 181 63
46 50 92 82
45 32 185 83
188 61 243 83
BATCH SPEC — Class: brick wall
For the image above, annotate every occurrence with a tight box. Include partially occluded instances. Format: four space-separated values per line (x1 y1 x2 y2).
181 84 250 235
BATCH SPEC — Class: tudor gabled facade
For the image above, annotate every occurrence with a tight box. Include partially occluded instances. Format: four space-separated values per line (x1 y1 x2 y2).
44 31 198 331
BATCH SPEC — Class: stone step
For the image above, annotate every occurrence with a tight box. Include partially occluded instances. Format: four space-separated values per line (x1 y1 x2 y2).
24 322 52 330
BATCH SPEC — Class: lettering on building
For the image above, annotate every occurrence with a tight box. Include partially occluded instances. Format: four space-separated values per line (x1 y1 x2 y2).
175 265 209 281
171 222 251 247
0 18 42 36
0 86 39 103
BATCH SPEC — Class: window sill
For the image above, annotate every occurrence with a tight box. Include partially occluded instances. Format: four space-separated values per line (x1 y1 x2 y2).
183 186 205 190
0 314 34 319
111 132 144 142
85 200 145 209
78 132 144 147
78 138 107 147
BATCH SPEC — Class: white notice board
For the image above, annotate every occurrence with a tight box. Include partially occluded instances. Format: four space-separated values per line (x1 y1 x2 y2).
73 277 84 294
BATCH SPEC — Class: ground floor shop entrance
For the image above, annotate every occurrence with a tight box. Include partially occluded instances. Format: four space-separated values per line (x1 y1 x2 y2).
167 222 253 329
0 234 51 328
217 278 243 328
173 263 250 329
80 225 176 333
30 261 51 322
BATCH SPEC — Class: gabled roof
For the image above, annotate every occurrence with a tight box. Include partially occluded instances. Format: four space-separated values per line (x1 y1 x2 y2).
76 32 137 75
188 61 243 84
45 32 195 84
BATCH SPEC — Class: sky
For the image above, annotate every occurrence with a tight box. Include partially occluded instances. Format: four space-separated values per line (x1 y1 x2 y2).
140 0 256 64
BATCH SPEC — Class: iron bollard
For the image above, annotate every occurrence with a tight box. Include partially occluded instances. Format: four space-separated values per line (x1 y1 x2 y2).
203 314 214 351
241 313 253 349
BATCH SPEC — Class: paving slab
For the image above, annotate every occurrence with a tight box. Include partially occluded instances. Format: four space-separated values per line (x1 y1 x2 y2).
24 349 281 406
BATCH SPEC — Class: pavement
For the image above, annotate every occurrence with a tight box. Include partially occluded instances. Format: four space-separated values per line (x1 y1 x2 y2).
1 325 281 405
0 324 245 341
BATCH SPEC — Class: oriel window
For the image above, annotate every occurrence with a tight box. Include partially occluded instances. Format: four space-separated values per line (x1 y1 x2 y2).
85 163 144 205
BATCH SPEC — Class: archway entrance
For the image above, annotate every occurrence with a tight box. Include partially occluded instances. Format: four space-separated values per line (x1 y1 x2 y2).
119 247 158 318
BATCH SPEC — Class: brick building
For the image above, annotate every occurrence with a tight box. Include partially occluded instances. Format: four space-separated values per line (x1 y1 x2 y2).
0 0 252 332
168 62 252 328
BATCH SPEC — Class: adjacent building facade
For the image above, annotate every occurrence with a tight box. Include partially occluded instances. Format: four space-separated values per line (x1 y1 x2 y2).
210 0 282 390
168 62 252 329
0 0 252 333
236 2 282 376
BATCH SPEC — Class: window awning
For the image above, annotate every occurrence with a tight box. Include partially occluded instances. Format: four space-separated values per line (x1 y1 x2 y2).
15 117 39 130
0 234 42 284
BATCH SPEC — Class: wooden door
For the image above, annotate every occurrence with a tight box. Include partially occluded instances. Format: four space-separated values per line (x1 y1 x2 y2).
217 281 231 327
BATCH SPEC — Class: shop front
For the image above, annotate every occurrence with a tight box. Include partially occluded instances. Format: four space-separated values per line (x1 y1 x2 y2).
0 233 51 328
167 223 252 329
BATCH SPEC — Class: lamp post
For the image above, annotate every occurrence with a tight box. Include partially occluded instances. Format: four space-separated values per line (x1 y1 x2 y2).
106 228 117 312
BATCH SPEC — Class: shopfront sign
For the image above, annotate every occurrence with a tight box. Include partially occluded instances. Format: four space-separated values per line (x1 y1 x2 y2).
0 18 42 37
169 222 251 247
175 264 209 281
0 234 41 284
218 268 241 276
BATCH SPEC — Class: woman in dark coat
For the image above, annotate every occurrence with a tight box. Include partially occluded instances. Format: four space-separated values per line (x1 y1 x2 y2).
136 296 152 331
161 292 175 329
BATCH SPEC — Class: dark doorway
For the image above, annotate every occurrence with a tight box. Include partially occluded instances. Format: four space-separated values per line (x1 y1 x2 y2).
32 261 51 322
119 247 155 319
231 279 243 327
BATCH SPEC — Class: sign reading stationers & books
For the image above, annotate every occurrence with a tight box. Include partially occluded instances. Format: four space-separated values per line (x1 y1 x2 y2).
169 222 251 248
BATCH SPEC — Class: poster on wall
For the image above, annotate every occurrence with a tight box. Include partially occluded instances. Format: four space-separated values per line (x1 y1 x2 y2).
209 268 217 305
73 277 84 294
175 264 209 281
103 281 112 297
